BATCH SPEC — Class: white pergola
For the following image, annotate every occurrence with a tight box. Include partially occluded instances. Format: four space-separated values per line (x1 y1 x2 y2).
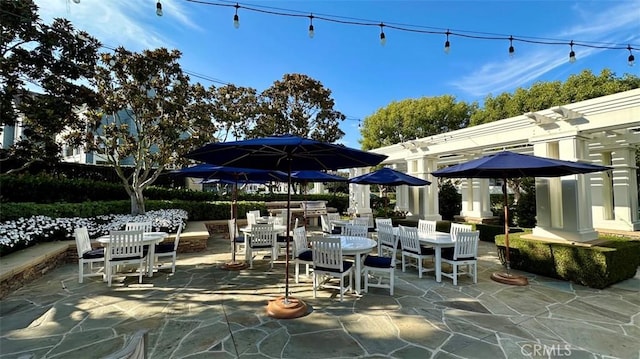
350 89 640 242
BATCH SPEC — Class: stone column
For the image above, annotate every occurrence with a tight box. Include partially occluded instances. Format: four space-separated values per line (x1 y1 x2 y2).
349 167 371 215
459 178 492 219
407 157 441 220
532 137 599 242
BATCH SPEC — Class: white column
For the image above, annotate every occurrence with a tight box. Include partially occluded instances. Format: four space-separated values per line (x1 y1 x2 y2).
313 182 324 194
592 147 640 231
407 157 441 220
532 137 599 242
460 178 492 218
349 167 371 215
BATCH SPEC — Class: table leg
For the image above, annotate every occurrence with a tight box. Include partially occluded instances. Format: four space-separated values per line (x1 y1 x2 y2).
435 246 442 282
147 244 156 277
354 254 362 294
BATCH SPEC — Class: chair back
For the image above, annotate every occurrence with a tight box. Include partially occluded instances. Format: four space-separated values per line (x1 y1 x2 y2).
418 220 437 234
227 219 239 241
320 214 331 233
377 223 397 258
249 223 275 248
453 231 479 260
109 230 144 260
74 227 92 257
352 217 370 227
249 210 261 218
312 237 343 271
246 212 257 228
359 213 374 228
398 225 421 254
375 218 392 228
342 223 368 237
450 223 473 240
172 223 183 251
268 216 283 225
292 226 308 257
327 213 340 222
126 222 153 232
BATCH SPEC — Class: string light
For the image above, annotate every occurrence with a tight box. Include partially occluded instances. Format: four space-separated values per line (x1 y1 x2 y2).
508 35 515 58
308 14 314 39
72 0 80 4
444 30 451 54
569 40 576 63
233 3 240 29
153 0 637 66
379 23 386 46
156 1 162 17
628 45 635 67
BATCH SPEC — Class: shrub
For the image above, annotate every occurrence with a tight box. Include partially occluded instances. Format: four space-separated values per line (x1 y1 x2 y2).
438 180 461 220
495 232 640 288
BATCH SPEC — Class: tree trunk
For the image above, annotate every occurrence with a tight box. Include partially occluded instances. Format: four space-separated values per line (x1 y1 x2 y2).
130 189 146 215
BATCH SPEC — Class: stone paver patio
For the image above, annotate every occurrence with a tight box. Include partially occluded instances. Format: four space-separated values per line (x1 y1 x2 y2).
1 229 639 358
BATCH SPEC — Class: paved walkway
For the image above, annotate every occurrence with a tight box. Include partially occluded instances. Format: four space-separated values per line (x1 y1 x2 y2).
1 230 639 358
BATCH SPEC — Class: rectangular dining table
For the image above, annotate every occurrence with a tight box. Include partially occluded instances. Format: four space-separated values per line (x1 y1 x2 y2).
97 231 168 279
389 227 455 282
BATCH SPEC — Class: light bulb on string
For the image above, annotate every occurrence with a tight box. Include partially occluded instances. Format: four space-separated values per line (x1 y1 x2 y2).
508 36 515 58
72 0 80 4
156 1 162 16
568 40 576 63
308 14 315 39
379 23 386 46
233 3 240 29
627 45 635 67
444 30 451 54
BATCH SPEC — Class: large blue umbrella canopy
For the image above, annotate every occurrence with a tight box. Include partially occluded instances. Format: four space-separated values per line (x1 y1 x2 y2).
431 150 611 283
185 134 387 315
349 167 431 186
171 163 287 182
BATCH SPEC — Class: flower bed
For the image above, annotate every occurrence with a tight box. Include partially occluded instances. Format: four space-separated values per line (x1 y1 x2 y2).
0 209 188 257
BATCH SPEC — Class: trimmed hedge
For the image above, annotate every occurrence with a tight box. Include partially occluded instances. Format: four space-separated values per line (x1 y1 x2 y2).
495 232 640 289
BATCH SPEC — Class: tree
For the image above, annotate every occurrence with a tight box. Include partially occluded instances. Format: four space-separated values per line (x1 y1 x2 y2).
0 0 100 172
246 73 346 142
87 47 217 215
360 95 476 150
470 69 640 125
210 84 259 142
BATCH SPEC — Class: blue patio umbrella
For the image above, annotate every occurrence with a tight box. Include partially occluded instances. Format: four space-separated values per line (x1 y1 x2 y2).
431 150 611 285
348 167 431 186
186 134 387 318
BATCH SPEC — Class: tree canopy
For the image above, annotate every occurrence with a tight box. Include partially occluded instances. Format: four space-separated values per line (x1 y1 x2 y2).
87 47 217 214
0 0 100 171
360 95 476 150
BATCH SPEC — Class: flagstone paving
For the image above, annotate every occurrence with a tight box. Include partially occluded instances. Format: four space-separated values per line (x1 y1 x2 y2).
1 230 638 359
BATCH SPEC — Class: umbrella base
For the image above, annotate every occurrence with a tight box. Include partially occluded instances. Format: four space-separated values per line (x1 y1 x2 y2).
266 296 309 319
491 272 529 286
220 261 248 270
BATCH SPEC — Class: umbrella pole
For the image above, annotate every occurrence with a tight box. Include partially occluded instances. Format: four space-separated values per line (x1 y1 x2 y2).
490 177 528 286
266 159 308 319
222 179 247 270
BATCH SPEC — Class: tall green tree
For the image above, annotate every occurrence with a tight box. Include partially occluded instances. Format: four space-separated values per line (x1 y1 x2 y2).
247 73 346 142
360 95 476 150
87 47 217 215
0 0 100 172
211 84 259 142
470 69 640 125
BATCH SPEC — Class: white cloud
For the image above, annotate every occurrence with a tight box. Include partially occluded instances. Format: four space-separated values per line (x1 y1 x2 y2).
34 0 200 52
450 1 639 97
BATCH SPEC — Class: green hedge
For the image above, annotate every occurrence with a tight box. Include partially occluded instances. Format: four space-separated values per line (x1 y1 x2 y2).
495 232 640 289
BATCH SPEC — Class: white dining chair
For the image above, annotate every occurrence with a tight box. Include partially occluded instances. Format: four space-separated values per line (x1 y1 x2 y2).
227 218 246 255
246 223 277 269
375 218 392 228
312 236 353 302
246 212 257 229
292 226 313 283
342 223 368 238
418 219 437 234
106 230 147 286
125 222 153 232
363 223 398 295
450 223 473 240
441 231 480 285
74 227 105 283
154 223 183 274
398 225 434 278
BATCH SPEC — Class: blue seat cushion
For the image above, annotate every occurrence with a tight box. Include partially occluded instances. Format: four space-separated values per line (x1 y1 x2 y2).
233 236 245 243
155 243 175 253
442 250 475 261
405 246 434 256
297 249 312 261
82 248 104 259
363 255 392 268
441 247 454 257
315 261 353 273
277 235 292 242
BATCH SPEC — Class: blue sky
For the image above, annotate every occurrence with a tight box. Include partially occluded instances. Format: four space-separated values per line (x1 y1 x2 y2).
36 0 639 149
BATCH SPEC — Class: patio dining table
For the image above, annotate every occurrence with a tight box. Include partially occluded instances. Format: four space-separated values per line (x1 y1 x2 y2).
97 231 169 279
324 235 377 294
389 227 455 282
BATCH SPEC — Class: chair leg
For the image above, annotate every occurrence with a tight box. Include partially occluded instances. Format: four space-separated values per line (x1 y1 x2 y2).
389 269 394 296
339 277 344 302
418 258 423 279
295 262 300 284
78 262 84 283
313 274 317 298
453 264 458 286
401 255 406 272
363 269 369 293
473 263 477 284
